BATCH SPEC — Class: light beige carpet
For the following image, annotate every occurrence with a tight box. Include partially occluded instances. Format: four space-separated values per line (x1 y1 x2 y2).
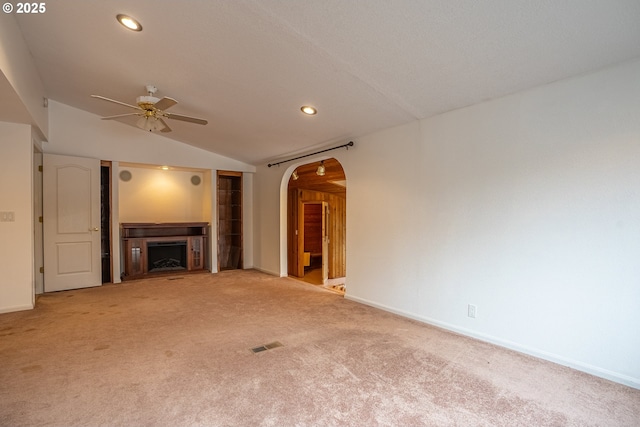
1 270 638 426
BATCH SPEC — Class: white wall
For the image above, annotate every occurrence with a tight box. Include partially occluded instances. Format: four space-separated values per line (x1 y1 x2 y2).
0 122 34 312
253 59 640 388
0 13 48 138
0 13 46 312
243 173 254 269
119 167 207 223
254 163 286 276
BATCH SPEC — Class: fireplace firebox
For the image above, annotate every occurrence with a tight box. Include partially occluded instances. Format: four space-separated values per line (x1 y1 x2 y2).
147 240 187 273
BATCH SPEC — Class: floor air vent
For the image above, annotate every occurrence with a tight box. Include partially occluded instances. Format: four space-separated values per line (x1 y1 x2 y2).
251 341 283 353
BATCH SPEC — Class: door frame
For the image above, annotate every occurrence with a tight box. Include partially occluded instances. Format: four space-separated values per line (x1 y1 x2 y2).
283 157 347 280
298 201 329 283
100 161 113 283
33 145 43 295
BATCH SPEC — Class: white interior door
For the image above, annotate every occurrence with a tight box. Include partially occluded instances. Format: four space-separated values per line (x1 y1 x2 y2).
43 154 101 292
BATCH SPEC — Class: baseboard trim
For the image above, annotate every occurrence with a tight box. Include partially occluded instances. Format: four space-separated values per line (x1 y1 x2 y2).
0 303 34 314
345 294 640 390
252 267 281 277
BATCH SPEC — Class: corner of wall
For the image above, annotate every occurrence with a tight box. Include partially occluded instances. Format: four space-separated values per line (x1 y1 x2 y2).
0 122 35 312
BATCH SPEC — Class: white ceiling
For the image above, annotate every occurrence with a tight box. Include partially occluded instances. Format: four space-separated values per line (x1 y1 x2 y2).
14 1 640 165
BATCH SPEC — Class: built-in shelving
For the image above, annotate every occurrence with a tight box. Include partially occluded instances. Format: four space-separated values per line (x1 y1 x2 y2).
218 171 243 270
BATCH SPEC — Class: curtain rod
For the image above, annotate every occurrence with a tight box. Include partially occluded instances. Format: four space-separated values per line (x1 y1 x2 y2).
267 141 354 168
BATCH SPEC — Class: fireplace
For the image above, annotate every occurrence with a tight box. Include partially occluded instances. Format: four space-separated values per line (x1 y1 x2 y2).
147 240 187 273
121 222 209 280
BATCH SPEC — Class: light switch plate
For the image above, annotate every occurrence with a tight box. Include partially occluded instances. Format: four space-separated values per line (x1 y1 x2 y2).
0 212 15 222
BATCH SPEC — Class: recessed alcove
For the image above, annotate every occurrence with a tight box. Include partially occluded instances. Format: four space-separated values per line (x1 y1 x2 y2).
117 163 214 280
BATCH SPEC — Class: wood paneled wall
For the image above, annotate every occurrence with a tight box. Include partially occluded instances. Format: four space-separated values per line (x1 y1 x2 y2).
303 204 323 254
288 189 346 279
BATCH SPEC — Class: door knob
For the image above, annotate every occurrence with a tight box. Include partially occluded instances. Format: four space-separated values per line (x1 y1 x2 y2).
90 227 99 231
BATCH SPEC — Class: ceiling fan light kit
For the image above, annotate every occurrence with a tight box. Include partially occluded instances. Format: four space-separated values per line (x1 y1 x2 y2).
91 85 208 133
137 115 166 132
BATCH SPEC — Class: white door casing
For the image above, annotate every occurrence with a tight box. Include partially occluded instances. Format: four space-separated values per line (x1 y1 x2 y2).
33 149 44 295
43 154 101 292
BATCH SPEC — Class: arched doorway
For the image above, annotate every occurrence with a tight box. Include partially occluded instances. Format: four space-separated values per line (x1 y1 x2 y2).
286 158 346 292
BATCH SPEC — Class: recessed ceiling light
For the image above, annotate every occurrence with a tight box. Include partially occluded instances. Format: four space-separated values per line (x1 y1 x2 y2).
161 165 169 171
301 106 317 116
117 14 142 32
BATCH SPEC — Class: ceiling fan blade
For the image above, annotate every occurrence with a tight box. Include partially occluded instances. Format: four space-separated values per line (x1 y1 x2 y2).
91 95 141 111
101 113 141 120
153 97 178 111
159 118 172 133
165 112 208 125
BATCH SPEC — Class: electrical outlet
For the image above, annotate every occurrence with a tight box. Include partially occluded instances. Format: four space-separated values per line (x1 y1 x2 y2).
468 304 477 318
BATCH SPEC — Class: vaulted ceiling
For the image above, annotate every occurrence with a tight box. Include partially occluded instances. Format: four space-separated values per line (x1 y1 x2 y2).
13 1 640 165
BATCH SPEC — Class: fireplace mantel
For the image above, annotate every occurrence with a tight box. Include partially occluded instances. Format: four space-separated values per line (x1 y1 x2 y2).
121 222 209 280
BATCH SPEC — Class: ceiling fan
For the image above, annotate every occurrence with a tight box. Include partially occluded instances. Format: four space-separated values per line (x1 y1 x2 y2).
91 85 208 133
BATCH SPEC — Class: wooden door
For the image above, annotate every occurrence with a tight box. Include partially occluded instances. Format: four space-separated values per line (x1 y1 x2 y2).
322 202 329 284
297 199 306 277
287 188 300 277
43 154 101 292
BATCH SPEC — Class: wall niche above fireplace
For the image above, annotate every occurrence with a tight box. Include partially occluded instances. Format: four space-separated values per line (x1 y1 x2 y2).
121 222 209 280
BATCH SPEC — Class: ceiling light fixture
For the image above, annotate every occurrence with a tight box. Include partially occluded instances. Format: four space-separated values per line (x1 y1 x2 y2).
161 165 170 171
291 170 299 180
137 115 166 132
300 106 317 115
117 14 142 31
316 161 326 176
